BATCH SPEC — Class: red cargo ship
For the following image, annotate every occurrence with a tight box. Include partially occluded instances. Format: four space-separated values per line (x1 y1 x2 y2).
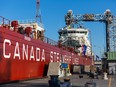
0 2 92 84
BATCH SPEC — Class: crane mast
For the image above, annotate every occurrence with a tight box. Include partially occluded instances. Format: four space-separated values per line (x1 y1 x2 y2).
36 0 42 23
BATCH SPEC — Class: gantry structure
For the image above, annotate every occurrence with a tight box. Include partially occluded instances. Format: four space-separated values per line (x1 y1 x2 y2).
65 9 116 53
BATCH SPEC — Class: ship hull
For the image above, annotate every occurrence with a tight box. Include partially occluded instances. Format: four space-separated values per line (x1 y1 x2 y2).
0 27 92 83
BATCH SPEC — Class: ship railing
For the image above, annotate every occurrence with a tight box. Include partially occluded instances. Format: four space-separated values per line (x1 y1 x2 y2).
0 16 10 26
43 36 58 46
18 19 36 24
43 36 77 54
18 19 43 27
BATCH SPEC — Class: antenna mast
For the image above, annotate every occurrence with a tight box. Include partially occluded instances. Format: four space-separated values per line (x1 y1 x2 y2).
36 0 42 23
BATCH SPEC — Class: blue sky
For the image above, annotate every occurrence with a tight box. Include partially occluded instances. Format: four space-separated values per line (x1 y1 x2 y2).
0 0 116 58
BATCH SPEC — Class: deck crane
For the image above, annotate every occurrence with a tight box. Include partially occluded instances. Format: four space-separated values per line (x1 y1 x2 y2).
36 0 42 23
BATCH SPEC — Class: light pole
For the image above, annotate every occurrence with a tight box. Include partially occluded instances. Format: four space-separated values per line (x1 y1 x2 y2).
88 30 94 65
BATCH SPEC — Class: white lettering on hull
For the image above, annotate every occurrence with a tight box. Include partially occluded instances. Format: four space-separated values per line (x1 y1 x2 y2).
14 42 21 59
50 51 53 62
3 39 79 64
3 39 46 62
22 44 28 60
49 51 74 64
30 46 35 61
36 48 40 61
3 39 11 58
41 49 45 61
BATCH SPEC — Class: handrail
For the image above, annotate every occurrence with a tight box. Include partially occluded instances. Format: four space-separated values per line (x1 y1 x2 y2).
0 16 10 26
43 36 58 46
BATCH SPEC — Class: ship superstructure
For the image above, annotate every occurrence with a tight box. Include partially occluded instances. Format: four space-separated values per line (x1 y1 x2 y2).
58 10 92 57
18 21 44 40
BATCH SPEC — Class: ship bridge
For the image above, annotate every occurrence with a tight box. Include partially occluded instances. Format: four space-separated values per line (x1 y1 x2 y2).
58 25 91 56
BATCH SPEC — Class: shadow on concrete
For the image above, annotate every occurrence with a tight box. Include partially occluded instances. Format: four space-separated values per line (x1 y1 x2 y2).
31 84 84 87
0 82 84 87
72 86 84 87
0 83 49 87
30 83 49 87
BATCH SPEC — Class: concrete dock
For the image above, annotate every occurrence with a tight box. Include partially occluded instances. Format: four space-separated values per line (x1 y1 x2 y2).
0 74 116 87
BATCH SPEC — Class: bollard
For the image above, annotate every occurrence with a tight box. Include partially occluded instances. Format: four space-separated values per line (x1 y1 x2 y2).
60 78 72 87
48 75 60 87
79 74 83 78
64 78 70 82
64 78 72 87
103 72 108 80
85 80 97 87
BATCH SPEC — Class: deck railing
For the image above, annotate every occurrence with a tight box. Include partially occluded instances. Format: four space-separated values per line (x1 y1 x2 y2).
43 36 58 46
18 19 43 28
0 16 10 26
